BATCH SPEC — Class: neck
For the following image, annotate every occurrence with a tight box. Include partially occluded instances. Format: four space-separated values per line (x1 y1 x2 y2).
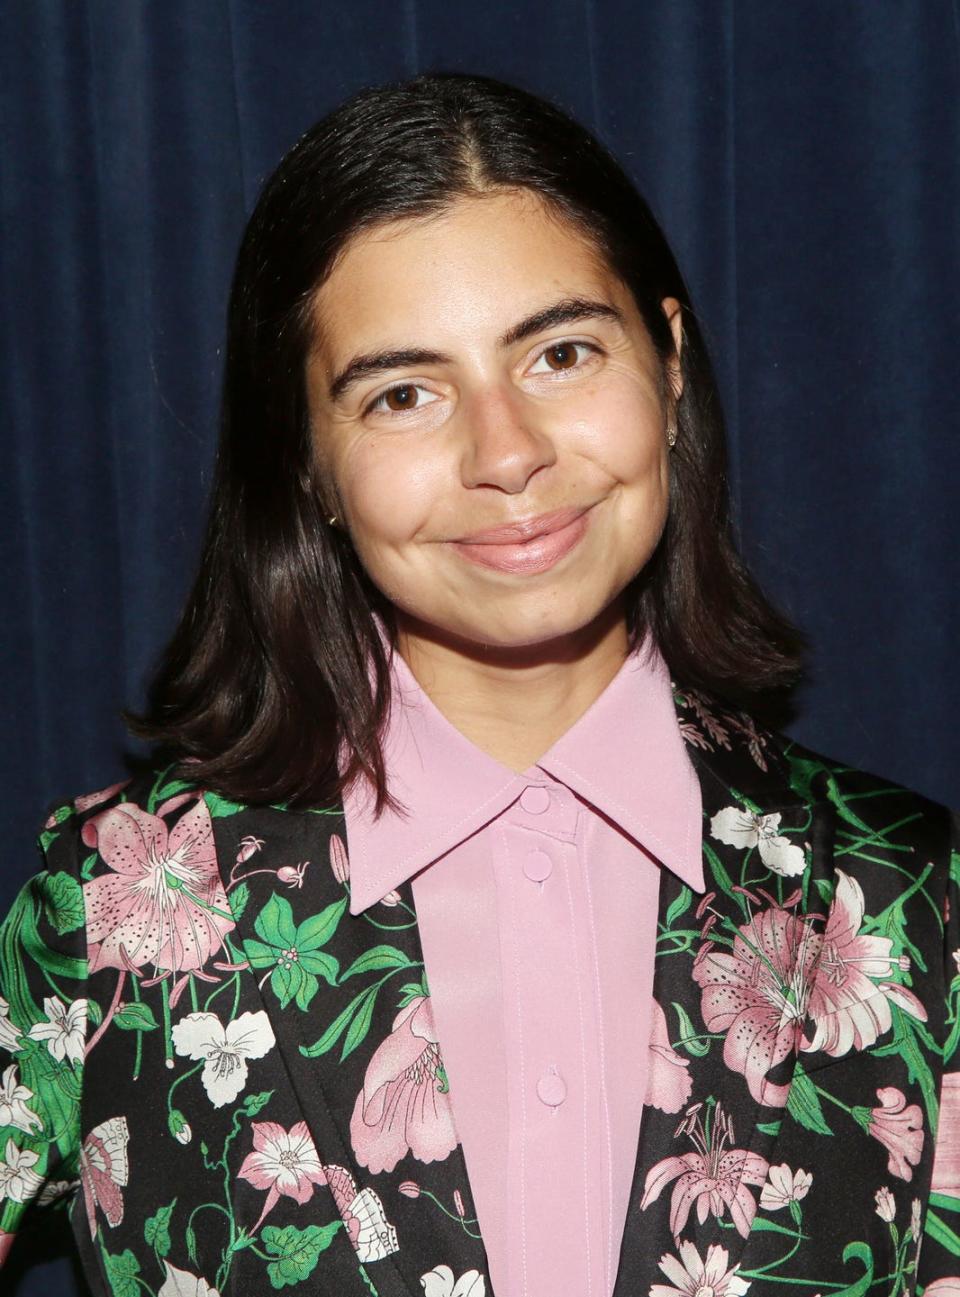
393 599 631 774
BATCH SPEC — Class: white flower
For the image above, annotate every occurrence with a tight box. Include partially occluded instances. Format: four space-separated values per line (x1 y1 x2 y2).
652 1240 750 1296
27 997 87 1065
0 1138 43 1203
171 1011 275 1108
710 807 807 877
0 999 22 1054
875 1186 896 1222
37 1177 78 1206
420 1264 487 1297
910 1196 922 1239
158 1261 221 1297
759 1162 812 1210
0 1065 42 1135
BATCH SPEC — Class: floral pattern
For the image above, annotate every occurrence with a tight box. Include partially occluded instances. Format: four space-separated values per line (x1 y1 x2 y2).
0 687 955 1295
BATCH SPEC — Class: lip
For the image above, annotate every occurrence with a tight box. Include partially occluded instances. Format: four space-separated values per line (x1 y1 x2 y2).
454 506 589 545
449 506 592 575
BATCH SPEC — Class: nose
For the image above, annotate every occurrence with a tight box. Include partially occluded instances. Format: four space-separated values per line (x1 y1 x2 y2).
459 383 557 493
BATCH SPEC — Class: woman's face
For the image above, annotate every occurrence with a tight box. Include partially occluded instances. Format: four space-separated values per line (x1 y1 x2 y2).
306 188 682 655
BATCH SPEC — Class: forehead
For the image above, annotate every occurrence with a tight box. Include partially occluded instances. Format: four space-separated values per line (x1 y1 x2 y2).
310 189 628 355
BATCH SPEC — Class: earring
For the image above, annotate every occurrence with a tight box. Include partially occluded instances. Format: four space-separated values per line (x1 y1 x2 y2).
327 514 339 527
667 423 678 448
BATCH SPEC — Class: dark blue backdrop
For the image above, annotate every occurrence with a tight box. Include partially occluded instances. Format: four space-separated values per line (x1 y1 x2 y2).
2 3 957 1293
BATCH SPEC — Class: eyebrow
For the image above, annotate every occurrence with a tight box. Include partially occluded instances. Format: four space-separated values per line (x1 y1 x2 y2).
326 295 626 404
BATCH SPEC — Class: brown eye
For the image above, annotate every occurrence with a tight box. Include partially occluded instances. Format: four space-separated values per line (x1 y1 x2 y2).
384 384 418 411
544 343 579 371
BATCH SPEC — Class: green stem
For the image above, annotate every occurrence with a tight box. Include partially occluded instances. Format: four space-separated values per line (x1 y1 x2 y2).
128 972 144 1080
812 1082 855 1116
160 976 173 1065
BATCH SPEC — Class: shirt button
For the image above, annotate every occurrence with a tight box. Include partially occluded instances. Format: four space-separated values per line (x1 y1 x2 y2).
536 1070 567 1107
523 850 553 882
519 785 551 815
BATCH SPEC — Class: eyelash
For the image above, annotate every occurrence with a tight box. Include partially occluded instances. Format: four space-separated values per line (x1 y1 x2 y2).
361 338 603 418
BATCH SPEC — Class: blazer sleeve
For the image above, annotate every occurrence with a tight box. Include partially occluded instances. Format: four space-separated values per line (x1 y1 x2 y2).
917 808 960 1288
0 798 88 1266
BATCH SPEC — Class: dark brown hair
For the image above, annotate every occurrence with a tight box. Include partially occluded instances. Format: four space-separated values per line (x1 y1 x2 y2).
127 70 805 813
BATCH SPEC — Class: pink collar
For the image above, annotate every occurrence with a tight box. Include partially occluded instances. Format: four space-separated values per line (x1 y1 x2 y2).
343 632 704 914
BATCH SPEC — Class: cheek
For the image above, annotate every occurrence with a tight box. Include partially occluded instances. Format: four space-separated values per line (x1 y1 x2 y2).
567 381 666 488
338 438 444 558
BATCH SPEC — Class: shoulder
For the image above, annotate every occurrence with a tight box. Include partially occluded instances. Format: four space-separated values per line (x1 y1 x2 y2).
675 680 954 836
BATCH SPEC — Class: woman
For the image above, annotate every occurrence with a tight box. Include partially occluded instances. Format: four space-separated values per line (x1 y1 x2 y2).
1 71 957 1297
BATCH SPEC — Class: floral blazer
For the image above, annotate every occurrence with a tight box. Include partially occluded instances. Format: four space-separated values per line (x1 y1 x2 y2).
0 686 958 1297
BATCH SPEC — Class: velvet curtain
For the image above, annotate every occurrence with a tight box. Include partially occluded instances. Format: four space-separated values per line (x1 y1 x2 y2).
2 4 957 1291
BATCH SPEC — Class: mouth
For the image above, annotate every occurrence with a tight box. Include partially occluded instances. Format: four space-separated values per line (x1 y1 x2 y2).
448 505 593 575
453 506 590 545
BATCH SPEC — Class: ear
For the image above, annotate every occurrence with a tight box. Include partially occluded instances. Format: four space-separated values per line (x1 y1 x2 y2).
660 296 684 403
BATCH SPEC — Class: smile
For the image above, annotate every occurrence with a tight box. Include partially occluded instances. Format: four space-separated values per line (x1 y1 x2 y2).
449 507 592 575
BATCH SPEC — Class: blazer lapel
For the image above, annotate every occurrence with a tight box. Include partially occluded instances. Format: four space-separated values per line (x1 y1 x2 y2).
613 686 838 1293
209 798 489 1297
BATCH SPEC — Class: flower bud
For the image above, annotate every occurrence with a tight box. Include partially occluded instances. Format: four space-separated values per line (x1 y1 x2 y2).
398 1181 420 1199
236 835 264 864
453 1189 465 1218
874 1186 896 1223
380 890 401 907
329 833 350 884
169 1109 192 1144
277 863 307 889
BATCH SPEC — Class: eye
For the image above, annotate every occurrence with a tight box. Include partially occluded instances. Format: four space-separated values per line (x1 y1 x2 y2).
528 339 602 375
363 382 441 418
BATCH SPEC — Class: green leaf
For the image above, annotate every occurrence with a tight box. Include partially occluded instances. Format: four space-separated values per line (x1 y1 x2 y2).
300 992 367 1058
271 960 305 1009
102 1248 141 1297
113 1001 158 1032
298 949 339 985
295 897 348 951
341 984 379 1062
891 1004 940 1132
340 944 414 981
154 779 196 803
831 1240 874 1297
701 841 739 905
242 938 279 969
203 791 247 818
242 1090 274 1117
261 1223 342 1288
671 1002 710 1057
755 1120 782 1136
664 886 693 929
255 894 297 948
80 851 98 881
930 1191 960 1215
749 1216 801 1237
786 1068 833 1134
144 1199 176 1257
814 877 835 905
294 970 320 1011
926 1207 960 1257
230 881 250 921
395 974 429 1007
186 1223 198 1266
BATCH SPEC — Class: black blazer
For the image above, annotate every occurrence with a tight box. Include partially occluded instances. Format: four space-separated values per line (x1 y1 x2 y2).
1 684 958 1295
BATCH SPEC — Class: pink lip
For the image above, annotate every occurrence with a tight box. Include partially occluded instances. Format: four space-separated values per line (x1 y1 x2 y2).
450 506 592 575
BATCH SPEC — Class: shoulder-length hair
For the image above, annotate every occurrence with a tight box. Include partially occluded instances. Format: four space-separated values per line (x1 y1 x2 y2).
127 70 805 814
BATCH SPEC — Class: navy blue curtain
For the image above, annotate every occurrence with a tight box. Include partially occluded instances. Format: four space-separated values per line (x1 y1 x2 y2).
2 4 957 1292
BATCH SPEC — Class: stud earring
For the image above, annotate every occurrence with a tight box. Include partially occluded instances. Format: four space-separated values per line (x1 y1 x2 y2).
667 423 678 448
327 514 339 527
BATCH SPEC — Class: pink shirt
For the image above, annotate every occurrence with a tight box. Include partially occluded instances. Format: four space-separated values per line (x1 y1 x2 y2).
342 635 704 1297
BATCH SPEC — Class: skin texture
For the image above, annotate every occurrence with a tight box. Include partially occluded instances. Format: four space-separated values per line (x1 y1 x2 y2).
306 187 683 771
